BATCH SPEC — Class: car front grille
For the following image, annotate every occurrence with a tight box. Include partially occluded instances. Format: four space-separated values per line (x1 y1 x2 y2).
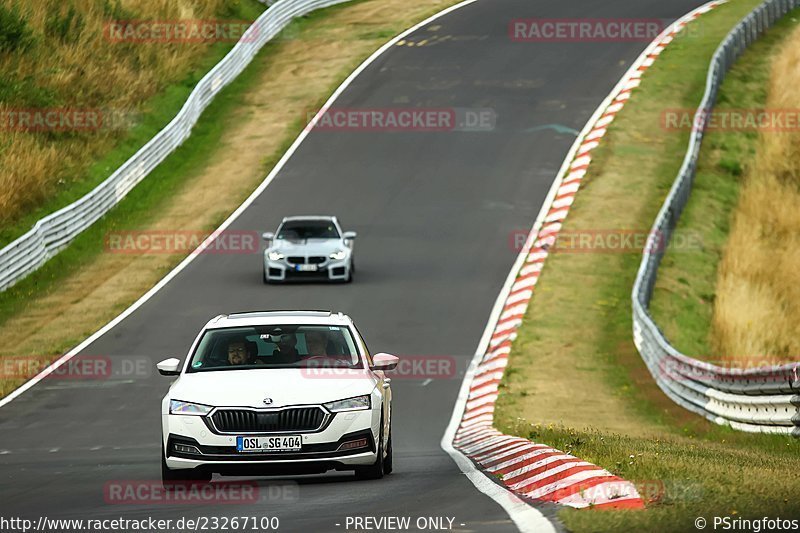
210 407 327 433
286 256 326 265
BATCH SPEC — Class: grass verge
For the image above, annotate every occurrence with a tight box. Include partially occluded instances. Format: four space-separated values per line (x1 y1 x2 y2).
493 1 800 530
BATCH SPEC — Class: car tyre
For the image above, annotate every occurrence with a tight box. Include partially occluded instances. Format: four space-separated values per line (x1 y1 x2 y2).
383 427 393 474
161 449 211 488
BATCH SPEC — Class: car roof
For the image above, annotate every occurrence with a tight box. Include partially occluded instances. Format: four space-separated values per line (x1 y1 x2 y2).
205 310 352 329
281 215 337 222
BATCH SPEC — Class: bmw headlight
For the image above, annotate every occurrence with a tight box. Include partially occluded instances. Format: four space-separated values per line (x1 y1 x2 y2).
169 400 213 416
329 250 347 261
324 395 371 412
268 251 285 261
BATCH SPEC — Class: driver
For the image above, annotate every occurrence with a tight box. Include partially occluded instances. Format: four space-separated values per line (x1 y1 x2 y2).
227 340 251 366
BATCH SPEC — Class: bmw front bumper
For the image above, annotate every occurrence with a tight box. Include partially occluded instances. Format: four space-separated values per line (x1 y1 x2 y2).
264 259 351 282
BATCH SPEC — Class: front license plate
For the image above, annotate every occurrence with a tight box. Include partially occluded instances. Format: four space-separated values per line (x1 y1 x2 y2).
296 264 318 272
236 435 302 452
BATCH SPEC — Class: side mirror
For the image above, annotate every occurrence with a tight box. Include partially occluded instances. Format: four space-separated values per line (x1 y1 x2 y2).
262 232 275 241
371 353 399 371
343 231 357 240
157 358 182 376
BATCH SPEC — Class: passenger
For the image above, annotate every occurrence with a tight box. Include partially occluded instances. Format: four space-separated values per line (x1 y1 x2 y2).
305 330 332 356
272 334 299 362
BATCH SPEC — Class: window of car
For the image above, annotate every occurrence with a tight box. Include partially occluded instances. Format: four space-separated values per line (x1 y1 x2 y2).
276 220 339 240
187 325 362 372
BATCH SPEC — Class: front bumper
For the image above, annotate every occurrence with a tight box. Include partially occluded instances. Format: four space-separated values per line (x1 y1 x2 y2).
162 408 378 474
264 258 351 282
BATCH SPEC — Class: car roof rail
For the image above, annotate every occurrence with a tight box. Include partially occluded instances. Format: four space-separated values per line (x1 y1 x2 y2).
226 309 334 317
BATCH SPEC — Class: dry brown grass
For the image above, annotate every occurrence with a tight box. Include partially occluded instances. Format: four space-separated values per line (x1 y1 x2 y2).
711 25 800 364
0 0 235 228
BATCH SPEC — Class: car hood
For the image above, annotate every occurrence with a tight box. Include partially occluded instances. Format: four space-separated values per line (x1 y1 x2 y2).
170 368 377 408
268 238 344 255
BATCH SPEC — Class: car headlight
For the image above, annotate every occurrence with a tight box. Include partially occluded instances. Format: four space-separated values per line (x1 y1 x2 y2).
169 400 213 416
329 250 347 260
268 251 285 261
324 395 371 412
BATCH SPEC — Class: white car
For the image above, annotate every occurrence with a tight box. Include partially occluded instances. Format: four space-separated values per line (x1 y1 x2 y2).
262 216 356 283
157 311 397 485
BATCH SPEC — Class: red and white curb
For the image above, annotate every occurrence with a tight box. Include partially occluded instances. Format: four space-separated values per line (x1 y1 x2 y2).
447 0 726 512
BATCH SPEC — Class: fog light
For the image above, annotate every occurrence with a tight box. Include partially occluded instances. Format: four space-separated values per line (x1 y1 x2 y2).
173 443 202 455
337 438 368 451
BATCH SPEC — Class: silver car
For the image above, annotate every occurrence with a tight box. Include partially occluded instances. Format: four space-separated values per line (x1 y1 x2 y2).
262 216 356 283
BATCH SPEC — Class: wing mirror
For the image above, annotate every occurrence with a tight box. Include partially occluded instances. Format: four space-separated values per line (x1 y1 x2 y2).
343 231 357 240
157 358 182 376
371 353 399 371
262 232 275 241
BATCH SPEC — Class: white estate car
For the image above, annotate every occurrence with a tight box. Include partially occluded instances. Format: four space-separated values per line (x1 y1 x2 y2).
157 311 397 485
262 216 356 283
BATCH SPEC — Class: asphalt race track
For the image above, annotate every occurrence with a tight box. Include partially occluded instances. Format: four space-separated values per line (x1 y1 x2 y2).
0 0 707 531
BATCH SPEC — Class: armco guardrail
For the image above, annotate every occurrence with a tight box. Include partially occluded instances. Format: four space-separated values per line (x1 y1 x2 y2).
0 0 351 292
632 0 800 436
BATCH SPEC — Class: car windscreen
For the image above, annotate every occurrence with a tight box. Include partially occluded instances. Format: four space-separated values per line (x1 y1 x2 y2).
276 220 339 240
187 325 362 372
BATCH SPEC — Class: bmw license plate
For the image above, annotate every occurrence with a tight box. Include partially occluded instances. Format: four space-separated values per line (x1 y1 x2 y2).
237 435 302 452
296 264 318 272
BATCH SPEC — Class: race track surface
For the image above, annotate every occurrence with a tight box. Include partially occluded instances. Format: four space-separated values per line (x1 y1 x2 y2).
0 0 706 531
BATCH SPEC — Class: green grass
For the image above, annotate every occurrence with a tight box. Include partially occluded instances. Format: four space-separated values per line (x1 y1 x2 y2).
491 1 800 531
648 15 796 360
505 422 800 532
0 0 266 248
